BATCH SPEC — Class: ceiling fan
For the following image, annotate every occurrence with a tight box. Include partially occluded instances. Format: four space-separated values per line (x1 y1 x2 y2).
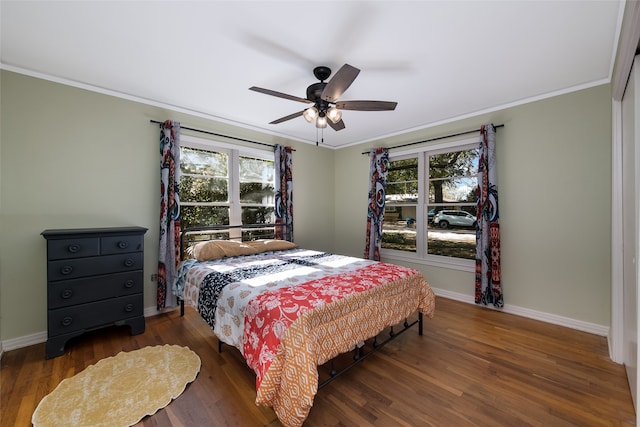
249 64 397 132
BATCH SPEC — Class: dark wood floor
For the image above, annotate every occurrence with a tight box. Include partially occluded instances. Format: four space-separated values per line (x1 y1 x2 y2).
1 297 635 426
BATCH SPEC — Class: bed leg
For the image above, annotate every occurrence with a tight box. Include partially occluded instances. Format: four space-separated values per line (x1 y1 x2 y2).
218 339 223 353
418 312 423 336
178 298 184 317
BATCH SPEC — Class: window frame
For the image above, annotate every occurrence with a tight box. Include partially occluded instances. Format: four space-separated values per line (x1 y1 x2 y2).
179 134 275 233
381 135 481 272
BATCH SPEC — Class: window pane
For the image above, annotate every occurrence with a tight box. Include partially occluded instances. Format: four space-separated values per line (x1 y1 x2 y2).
382 226 417 252
386 183 418 203
180 176 228 202
381 205 417 252
427 227 476 259
240 182 275 204
428 177 478 203
181 147 228 176
241 206 275 224
427 207 476 259
240 156 274 182
239 156 275 204
429 147 478 206
181 206 229 229
386 158 418 204
429 148 478 177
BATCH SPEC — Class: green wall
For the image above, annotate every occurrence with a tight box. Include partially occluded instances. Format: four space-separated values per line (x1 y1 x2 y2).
0 69 612 344
334 84 612 326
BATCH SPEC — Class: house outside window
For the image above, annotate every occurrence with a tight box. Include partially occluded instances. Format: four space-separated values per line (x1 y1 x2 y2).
382 137 479 271
179 135 275 240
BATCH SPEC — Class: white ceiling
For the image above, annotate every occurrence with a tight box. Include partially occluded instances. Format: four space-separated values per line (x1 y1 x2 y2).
0 1 623 148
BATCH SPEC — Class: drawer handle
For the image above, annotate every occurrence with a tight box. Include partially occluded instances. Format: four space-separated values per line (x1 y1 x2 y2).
117 241 129 249
124 303 134 313
60 265 73 275
123 259 135 267
67 244 80 253
61 316 73 327
124 279 135 288
61 289 73 299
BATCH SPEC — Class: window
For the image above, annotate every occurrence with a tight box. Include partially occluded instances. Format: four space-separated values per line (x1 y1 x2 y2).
382 137 479 269
179 135 275 239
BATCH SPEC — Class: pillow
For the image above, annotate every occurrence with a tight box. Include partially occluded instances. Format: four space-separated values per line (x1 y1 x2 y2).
215 240 260 257
191 240 258 261
191 241 226 261
247 239 298 253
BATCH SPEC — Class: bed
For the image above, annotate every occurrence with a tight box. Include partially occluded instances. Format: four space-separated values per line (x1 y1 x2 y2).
173 225 436 427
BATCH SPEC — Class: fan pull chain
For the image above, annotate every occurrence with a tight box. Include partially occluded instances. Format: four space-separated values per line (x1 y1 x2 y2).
316 127 324 146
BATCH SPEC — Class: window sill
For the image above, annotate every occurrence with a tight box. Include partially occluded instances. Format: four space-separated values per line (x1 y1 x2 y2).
381 250 475 273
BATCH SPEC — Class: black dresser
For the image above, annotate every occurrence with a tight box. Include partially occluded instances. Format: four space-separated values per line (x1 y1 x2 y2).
41 226 148 358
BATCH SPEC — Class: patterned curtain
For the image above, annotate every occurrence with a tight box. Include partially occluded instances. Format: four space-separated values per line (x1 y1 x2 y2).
274 145 293 242
475 124 503 307
364 148 389 261
157 120 181 310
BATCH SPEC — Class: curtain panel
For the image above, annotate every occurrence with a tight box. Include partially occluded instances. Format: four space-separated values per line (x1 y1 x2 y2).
157 120 181 310
275 145 294 242
475 124 503 307
364 148 390 261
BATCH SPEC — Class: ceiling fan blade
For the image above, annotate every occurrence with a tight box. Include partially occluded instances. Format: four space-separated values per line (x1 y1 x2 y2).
334 100 398 111
249 86 311 104
321 64 360 102
328 118 346 131
269 110 305 124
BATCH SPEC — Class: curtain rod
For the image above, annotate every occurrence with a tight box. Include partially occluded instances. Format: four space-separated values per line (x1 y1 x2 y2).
361 124 504 155
149 120 280 150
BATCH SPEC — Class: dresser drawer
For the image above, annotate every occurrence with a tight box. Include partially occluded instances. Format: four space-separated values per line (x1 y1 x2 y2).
47 252 143 281
48 294 143 337
101 234 144 255
48 271 143 309
47 238 100 260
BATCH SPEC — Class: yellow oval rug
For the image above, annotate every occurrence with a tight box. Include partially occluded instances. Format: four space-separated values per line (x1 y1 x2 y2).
32 344 201 427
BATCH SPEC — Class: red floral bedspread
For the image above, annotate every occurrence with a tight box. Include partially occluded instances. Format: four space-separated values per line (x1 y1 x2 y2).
242 262 435 427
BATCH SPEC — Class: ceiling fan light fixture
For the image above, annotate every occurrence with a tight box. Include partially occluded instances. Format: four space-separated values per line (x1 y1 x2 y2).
326 107 342 124
251 64 397 135
303 106 318 123
316 116 328 128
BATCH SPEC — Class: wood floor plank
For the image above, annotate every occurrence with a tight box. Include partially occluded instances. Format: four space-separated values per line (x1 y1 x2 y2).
1 297 635 426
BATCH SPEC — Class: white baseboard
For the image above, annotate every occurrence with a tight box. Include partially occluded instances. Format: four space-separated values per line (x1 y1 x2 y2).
2 331 48 352
145 305 179 317
1 295 609 354
0 306 180 355
433 287 610 337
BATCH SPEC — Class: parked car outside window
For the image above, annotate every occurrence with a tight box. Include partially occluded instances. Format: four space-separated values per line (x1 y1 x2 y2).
433 210 477 229
428 209 435 222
